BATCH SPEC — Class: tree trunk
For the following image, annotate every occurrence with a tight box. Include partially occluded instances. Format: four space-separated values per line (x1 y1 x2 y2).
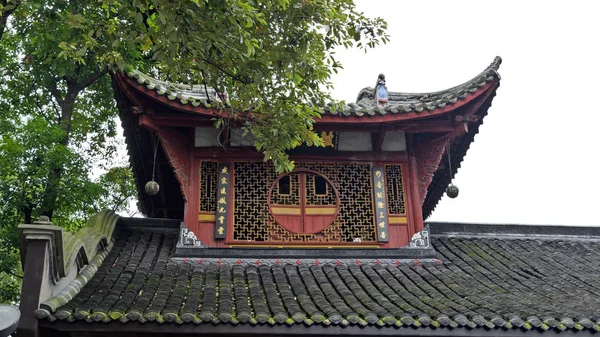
22 206 32 224
39 89 77 220
0 0 19 40
39 69 106 220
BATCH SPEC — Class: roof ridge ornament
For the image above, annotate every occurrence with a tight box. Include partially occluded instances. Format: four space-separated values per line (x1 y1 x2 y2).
178 222 205 248
408 225 431 249
375 73 388 108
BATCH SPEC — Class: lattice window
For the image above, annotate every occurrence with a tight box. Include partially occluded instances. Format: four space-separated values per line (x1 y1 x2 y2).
272 174 300 205
304 172 336 206
233 161 376 243
385 165 406 215
311 162 375 242
199 161 218 212
233 162 272 241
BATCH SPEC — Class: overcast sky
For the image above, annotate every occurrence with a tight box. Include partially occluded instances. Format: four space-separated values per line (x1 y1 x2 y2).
330 1 600 226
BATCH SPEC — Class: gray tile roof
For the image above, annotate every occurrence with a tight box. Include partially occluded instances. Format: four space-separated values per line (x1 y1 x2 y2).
36 225 600 334
325 57 501 117
122 57 501 117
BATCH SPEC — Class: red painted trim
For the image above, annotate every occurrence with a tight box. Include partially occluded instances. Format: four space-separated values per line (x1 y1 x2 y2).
138 115 187 143
299 173 307 232
417 123 469 150
383 164 407 217
225 240 383 246
113 74 147 110
184 129 198 231
146 115 214 128
194 147 409 162
195 158 220 247
156 132 190 203
409 153 424 235
401 162 414 242
318 82 497 124
117 74 217 117
145 114 458 134
314 120 457 133
396 121 456 133
226 159 235 245
463 81 499 117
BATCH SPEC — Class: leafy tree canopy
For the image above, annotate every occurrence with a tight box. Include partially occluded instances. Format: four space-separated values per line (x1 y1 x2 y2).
43 0 388 171
0 0 387 302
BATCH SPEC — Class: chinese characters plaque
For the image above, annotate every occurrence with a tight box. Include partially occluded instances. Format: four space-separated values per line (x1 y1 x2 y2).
372 165 389 242
214 163 230 239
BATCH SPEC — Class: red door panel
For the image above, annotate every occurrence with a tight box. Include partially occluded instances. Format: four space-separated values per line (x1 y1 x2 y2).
269 170 340 235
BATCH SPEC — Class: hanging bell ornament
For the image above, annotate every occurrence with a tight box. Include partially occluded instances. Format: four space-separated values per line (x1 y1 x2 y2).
446 184 459 198
145 181 160 196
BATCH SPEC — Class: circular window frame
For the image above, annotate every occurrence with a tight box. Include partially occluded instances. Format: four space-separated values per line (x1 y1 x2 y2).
267 169 340 234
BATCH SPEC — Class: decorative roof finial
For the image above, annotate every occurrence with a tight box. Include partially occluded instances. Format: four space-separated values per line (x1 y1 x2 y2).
375 73 388 108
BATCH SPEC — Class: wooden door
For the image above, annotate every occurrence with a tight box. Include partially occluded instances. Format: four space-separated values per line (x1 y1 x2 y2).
268 170 339 234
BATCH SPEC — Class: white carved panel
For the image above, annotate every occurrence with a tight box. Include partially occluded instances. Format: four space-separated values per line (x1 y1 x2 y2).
337 132 372 151
382 131 406 151
194 127 220 147
230 128 255 147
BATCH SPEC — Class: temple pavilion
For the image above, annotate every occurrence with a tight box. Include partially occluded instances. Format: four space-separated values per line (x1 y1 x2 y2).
17 57 600 336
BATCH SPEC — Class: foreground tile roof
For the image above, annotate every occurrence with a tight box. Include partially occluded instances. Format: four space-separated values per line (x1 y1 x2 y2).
36 225 600 334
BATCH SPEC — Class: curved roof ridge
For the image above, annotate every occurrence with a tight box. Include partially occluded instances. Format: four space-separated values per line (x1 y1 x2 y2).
371 56 501 101
344 56 500 111
120 57 501 118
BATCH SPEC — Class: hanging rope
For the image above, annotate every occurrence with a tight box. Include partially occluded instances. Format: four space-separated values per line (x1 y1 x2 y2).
151 135 159 181
145 135 161 196
445 141 459 198
446 143 453 180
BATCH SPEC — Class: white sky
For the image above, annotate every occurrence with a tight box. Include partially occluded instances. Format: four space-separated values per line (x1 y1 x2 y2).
330 1 600 226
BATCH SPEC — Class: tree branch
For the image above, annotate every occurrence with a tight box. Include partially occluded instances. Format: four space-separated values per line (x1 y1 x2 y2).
111 195 130 212
201 57 252 84
3 270 23 279
46 79 64 106
75 68 108 91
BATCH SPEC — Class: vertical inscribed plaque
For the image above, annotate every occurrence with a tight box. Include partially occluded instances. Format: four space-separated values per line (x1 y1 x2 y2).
372 165 389 242
214 163 230 239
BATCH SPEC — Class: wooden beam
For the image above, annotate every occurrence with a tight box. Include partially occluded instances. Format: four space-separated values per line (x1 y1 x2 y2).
112 74 146 111
138 115 188 143
394 120 455 133
461 81 499 117
423 123 469 146
194 146 409 162
409 154 424 236
143 114 214 128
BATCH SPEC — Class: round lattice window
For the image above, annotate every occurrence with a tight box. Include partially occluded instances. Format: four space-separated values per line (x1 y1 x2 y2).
267 170 340 234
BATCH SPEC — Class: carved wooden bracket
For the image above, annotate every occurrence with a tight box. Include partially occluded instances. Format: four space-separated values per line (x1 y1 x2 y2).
138 115 190 203
415 138 449 205
414 123 469 205
158 133 190 203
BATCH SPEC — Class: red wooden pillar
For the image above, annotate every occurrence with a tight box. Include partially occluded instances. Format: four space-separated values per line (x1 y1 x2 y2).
409 152 424 236
184 129 198 233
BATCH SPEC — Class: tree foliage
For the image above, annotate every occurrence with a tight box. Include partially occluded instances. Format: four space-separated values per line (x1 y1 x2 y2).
0 0 387 302
48 0 388 171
